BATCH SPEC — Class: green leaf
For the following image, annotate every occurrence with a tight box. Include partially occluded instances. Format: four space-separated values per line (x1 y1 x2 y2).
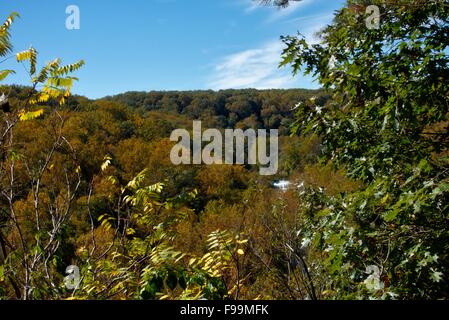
166 271 178 291
383 209 399 222
431 270 443 283
0 69 15 81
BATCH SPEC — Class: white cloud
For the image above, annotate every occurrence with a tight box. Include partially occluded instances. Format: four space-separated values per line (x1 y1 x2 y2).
239 0 313 21
208 10 332 90
292 13 334 44
243 0 261 13
209 41 296 90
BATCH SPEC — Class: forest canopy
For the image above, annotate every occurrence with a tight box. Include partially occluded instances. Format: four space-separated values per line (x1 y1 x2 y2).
1 0 448 301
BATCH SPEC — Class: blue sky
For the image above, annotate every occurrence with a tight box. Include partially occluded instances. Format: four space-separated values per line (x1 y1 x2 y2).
1 0 345 98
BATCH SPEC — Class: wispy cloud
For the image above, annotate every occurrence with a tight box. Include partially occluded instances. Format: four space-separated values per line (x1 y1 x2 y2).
240 0 313 21
209 41 295 90
243 0 261 13
292 13 334 44
208 4 334 90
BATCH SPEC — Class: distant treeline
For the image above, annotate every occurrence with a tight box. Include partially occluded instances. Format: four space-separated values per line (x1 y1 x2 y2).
103 89 331 134
3 86 332 135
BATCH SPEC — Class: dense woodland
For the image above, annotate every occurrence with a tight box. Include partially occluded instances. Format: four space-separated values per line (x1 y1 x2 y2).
1 85 335 299
1 0 448 300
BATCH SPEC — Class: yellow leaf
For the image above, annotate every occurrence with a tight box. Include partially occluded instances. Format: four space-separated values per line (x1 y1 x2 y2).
19 109 44 121
126 228 136 236
381 194 389 205
0 70 15 81
237 249 245 255
65 297 79 301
